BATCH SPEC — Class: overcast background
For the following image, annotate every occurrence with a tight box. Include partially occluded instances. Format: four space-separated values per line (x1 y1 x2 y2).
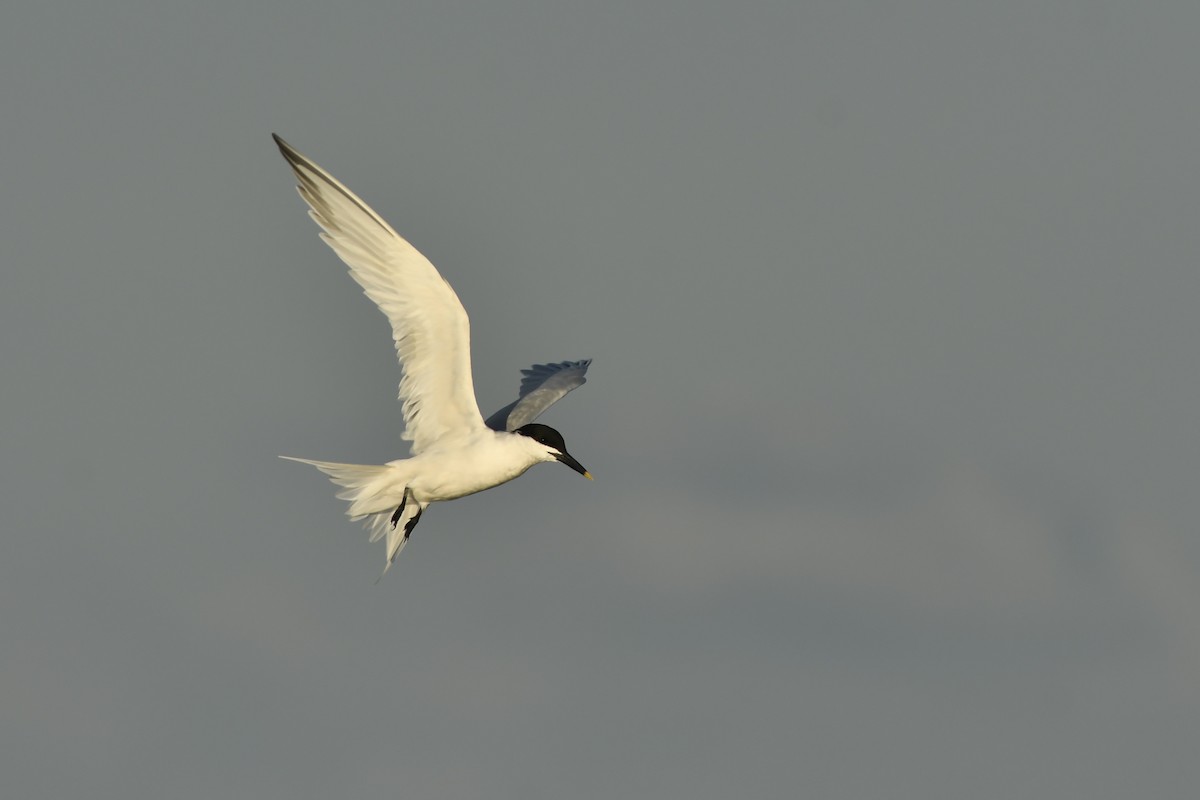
3 1 1199 798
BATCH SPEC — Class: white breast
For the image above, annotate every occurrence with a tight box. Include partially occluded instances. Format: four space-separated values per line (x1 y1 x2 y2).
401 431 547 502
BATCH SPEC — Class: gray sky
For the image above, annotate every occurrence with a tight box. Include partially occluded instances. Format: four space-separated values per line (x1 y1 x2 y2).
3 1 1200 797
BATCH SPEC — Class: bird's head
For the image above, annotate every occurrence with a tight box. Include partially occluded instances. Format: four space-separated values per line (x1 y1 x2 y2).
515 423 592 479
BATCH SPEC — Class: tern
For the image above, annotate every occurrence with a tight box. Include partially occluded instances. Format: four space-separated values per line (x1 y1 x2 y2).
273 134 592 576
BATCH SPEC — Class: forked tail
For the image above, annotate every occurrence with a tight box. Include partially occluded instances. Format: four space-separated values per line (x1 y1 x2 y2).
280 456 425 576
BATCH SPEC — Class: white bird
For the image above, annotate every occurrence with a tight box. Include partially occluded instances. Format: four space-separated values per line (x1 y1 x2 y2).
273 134 592 576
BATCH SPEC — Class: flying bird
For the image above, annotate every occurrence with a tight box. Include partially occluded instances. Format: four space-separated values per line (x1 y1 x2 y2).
273 134 592 576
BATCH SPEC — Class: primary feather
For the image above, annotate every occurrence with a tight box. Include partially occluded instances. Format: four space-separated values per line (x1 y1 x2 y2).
484 359 592 431
273 133 486 453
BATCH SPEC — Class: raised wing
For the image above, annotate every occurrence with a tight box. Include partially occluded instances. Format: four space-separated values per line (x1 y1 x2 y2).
274 134 486 453
485 359 592 432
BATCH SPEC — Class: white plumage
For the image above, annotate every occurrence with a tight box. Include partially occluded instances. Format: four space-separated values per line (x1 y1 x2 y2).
274 134 592 576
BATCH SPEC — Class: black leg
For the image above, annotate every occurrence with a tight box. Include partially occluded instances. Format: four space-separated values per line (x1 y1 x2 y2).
390 489 409 529
403 505 423 541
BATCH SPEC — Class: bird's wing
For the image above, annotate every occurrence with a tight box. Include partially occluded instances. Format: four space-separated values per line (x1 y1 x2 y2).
274 134 486 453
484 359 592 431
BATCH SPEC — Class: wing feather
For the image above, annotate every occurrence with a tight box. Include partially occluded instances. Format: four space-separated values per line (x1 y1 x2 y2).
274 134 485 453
484 359 592 431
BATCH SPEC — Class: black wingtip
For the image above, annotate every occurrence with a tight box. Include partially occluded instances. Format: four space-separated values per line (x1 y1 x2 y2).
271 132 296 160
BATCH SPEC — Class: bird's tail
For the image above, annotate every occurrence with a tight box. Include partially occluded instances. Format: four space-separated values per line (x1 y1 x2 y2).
281 456 422 574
